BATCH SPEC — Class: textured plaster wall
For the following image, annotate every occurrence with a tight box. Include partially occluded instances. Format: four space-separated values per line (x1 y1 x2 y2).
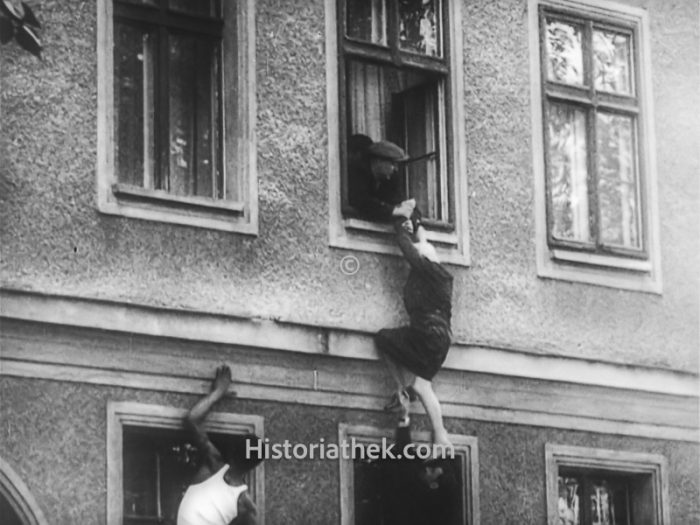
1 376 699 524
1 0 698 370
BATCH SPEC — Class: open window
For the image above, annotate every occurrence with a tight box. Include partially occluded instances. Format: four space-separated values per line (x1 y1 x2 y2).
107 402 265 525
338 423 479 525
327 0 469 264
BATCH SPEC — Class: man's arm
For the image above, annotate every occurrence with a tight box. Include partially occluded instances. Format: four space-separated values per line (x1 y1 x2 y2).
184 365 234 472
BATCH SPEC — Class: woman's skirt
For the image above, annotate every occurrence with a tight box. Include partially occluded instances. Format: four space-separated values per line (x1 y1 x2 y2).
375 321 451 381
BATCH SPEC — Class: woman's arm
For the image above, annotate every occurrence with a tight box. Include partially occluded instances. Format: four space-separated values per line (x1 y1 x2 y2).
394 221 433 272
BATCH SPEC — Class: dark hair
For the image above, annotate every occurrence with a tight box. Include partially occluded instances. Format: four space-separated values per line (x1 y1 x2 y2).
224 433 264 473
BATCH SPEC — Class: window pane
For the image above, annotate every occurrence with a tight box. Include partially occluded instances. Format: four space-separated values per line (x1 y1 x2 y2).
123 428 194 522
167 33 219 197
596 113 640 250
114 23 156 187
593 30 632 95
399 0 442 57
398 84 444 221
346 0 387 45
346 60 447 222
547 103 590 243
590 478 630 525
558 476 581 525
545 19 584 85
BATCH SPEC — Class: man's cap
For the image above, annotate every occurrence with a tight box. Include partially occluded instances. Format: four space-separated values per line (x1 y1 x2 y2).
367 140 409 162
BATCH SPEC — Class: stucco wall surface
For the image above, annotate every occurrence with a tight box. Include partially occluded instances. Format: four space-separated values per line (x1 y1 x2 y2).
1 0 698 371
1 376 698 524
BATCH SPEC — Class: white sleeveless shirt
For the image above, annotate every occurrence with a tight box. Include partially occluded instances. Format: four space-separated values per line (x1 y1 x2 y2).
177 465 248 525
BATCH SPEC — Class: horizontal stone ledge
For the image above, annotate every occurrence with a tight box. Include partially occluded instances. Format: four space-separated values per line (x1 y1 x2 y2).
1 287 697 398
1 359 697 443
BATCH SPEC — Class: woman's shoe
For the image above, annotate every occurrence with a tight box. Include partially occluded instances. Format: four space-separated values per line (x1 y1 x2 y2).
383 389 410 412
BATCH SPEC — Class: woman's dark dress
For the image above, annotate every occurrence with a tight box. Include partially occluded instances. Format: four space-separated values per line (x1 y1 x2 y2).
375 223 453 380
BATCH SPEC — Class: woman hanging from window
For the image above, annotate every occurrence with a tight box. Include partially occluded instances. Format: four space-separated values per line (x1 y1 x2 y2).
177 365 262 525
376 210 454 450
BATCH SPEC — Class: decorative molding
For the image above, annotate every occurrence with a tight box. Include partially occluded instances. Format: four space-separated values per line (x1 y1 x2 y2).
545 443 670 525
1 288 695 398
1 353 698 443
106 402 265 525
0 456 50 525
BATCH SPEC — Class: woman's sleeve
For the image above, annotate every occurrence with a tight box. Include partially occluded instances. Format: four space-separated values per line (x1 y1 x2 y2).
394 221 432 272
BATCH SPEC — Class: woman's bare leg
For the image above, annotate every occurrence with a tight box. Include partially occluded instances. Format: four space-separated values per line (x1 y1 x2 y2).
411 376 452 450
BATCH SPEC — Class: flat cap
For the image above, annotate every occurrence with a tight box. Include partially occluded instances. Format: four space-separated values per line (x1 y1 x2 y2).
367 140 409 162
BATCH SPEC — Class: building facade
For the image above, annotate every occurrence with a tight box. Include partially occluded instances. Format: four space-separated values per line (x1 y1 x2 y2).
1 0 698 523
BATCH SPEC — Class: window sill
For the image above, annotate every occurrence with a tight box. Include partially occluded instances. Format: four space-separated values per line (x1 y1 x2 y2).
551 248 652 273
343 217 459 246
538 248 662 294
112 184 246 214
98 184 257 234
332 217 470 266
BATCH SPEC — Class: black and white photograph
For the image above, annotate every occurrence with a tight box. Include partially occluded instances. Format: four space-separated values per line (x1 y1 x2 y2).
1 0 698 523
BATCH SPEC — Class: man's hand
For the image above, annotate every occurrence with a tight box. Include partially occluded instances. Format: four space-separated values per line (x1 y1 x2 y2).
211 365 232 395
392 198 416 219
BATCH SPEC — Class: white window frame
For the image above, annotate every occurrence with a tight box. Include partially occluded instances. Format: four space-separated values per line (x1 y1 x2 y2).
529 0 662 293
106 401 265 525
96 0 258 234
325 0 470 266
338 423 479 525
545 443 669 525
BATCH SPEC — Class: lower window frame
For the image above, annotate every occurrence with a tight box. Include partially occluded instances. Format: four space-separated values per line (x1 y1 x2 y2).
106 401 265 525
338 423 480 525
545 443 669 525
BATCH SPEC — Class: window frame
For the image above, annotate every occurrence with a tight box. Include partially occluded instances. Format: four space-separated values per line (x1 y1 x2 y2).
106 401 265 525
326 0 470 266
338 423 480 525
97 0 258 234
529 0 662 293
545 443 669 525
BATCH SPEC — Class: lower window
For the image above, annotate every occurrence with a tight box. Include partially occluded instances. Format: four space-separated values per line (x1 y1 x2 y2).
339 423 479 525
122 426 234 524
546 444 668 525
107 401 265 525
